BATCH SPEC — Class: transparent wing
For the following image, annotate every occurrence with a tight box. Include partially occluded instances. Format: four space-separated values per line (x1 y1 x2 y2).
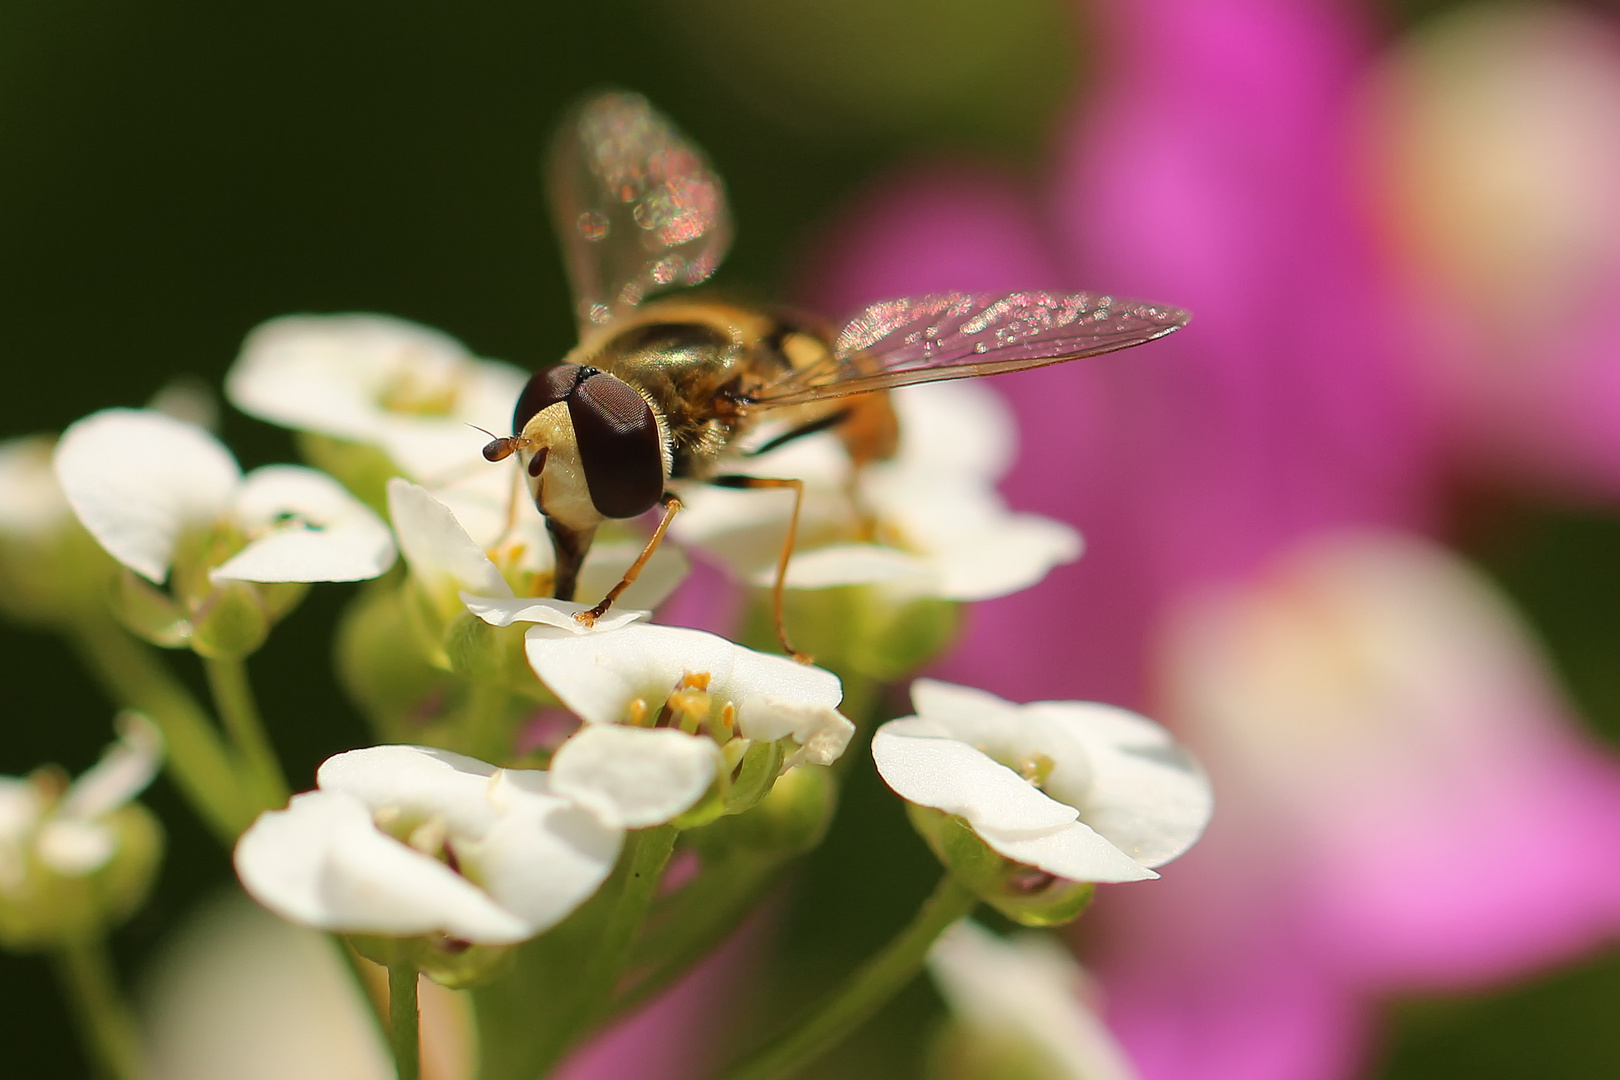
749 291 1190 406
547 91 732 332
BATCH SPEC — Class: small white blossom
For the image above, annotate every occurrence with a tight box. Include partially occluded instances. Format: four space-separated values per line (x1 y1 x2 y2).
53 409 395 586
226 314 525 484
873 680 1211 884
386 478 687 623
0 714 162 888
672 380 1080 600
522 622 854 827
234 745 620 944
928 920 1141 1080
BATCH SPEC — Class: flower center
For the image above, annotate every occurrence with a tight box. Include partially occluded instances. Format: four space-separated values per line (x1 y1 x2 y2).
376 355 463 417
626 670 734 739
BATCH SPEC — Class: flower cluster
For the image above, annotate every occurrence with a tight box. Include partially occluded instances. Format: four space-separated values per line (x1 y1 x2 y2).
0 302 1214 1079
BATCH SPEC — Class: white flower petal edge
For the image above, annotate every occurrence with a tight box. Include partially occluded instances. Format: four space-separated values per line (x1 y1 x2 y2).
550 726 721 829
928 920 1142 1080
54 409 240 583
388 479 513 600
873 679 1212 884
235 745 621 944
462 594 649 634
213 466 397 583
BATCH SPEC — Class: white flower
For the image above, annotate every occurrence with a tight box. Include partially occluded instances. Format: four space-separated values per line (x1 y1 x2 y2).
672 380 1080 600
226 314 543 548
928 920 1140 1080
226 314 525 483
872 680 1211 884
53 409 396 586
233 745 620 945
141 893 475 1080
521 621 854 828
0 713 163 889
386 478 688 622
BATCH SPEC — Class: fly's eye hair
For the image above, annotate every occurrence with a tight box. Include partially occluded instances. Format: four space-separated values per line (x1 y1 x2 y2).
567 372 665 519
512 363 586 434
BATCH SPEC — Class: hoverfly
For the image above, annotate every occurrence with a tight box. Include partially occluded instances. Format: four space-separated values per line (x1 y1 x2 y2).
483 91 1189 660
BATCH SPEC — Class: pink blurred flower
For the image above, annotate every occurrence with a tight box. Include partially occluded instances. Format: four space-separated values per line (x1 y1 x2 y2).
1358 3 1620 499
802 0 1620 1078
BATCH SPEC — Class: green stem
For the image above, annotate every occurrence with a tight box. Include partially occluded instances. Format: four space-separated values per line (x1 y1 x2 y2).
204 657 289 810
71 620 251 843
388 962 421 1080
713 874 978 1080
334 936 390 1043
53 938 147 1080
611 855 779 1020
537 825 678 1069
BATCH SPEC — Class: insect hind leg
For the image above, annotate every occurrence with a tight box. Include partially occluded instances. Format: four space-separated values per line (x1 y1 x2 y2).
709 474 810 664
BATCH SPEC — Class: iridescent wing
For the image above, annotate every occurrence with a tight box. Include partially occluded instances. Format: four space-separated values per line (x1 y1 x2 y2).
748 291 1190 407
547 91 733 332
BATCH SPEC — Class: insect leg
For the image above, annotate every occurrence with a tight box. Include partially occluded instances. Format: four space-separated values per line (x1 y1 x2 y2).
577 493 684 624
709 474 810 664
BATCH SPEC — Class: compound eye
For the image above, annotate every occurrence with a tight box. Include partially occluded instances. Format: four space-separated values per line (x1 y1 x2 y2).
567 373 665 519
512 363 585 433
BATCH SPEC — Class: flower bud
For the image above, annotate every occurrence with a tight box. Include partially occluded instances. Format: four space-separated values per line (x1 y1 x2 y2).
347 932 516 990
691 763 836 861
907 807 1095 928
189 579 275 660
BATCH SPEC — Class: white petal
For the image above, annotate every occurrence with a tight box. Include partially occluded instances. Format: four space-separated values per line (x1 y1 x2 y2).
890 380 1017 483
59 712 163 821
871 723 1079 836
37 819 118 876
234 790 533 943
978 820 1157 884
463 594 648 633
526 622 841 726
54 409 240 582
226 314 474 443
549 726 720 829
928 513 1082 601
753 544 935 591
316 746 507 839
386 479 511 598
213 466 397 583
928 921 1142 1080
0 436 72 537
1028 702 1212 869
736 696 854 767
448 769 622 933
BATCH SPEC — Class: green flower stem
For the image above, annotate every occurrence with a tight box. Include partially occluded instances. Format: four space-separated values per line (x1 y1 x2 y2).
542 825 678 1064
204 657 289 811
53 937 147 1080
71 620 252 843
388 962 421 1080
714 874 978 1080
611 855 780 1020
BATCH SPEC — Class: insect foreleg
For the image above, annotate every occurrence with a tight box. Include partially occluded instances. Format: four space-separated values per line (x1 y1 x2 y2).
576 493 684 625
709 474 810 664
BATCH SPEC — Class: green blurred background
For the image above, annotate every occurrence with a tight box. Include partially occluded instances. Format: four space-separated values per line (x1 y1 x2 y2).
2 0 1617 1076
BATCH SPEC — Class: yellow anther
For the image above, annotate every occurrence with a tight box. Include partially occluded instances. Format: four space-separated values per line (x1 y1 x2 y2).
1018 752 1057 787
627 697 650 726
407 816 449 856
